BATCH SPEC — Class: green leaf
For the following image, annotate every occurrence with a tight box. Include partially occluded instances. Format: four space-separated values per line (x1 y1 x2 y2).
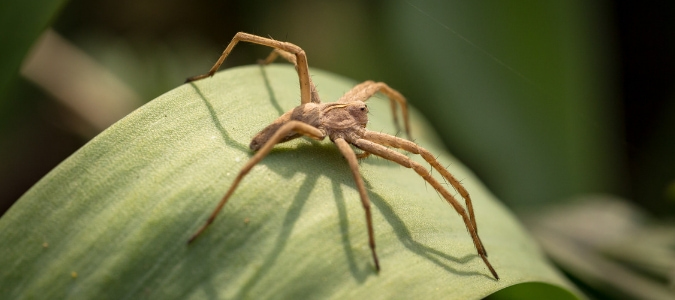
0 65 579 299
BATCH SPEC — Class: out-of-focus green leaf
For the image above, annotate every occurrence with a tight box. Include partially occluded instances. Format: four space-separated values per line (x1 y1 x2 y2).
383 1 618 209
0 65 579 299
0 0 69 103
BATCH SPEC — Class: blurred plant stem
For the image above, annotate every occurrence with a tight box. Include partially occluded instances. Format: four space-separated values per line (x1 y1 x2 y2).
21 29 142 137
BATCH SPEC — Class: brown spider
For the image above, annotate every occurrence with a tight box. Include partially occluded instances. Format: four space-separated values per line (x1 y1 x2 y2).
185 32 498 280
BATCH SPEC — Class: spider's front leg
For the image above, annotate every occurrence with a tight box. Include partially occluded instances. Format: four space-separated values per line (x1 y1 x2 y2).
185 32 314 105
188 121 326 243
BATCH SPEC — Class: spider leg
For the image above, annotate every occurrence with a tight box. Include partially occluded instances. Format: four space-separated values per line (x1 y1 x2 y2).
188 121 326 243
260 48 297 65
185 32 314 105
356 151 372 160
258 48 321 104
363 131 482 242
351 138 498 280
334 138 380 271
338 81 412 139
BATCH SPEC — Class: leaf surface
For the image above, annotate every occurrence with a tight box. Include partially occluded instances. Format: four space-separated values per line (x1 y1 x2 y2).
0 65 579 299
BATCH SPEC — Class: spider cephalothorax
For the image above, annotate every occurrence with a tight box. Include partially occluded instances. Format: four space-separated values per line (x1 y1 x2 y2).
186 32 498 280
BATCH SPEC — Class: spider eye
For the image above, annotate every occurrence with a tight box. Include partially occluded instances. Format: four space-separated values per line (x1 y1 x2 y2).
360 105 367 111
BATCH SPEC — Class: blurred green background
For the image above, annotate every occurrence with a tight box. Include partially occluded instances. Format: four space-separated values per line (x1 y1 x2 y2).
1 0 674 298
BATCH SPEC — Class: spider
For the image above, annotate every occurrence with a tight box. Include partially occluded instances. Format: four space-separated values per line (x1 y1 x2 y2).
185 32 498 280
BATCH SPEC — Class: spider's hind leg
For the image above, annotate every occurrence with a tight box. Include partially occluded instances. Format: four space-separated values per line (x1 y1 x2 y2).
363 131 482 239
351 135 498 280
